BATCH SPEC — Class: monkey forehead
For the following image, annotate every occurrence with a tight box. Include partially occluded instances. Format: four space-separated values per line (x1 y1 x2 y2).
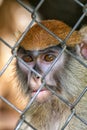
20 20 81 50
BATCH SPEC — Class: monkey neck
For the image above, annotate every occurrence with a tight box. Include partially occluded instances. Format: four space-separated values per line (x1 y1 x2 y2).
25 96 69 130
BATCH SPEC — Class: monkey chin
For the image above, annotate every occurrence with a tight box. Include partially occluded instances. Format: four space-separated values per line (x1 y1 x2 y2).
31 89 52 103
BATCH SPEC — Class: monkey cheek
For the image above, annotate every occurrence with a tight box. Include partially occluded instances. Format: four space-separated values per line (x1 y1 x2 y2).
31 90 51 103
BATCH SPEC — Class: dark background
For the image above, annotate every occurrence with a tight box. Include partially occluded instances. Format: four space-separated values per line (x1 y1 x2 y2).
28 0 87 29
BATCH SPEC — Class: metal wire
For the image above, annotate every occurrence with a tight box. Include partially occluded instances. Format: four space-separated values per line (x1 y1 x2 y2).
0 0 87 130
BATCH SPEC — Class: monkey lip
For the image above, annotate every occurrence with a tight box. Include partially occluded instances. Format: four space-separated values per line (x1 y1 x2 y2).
32 88 48 94
31 88 51 102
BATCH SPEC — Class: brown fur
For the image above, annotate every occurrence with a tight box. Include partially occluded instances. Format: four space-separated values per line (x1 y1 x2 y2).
0 0 32 130
20 20 81 50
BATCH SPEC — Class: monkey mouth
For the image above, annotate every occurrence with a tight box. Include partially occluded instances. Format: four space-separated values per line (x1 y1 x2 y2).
31 84 61 96
31 88 51 102
31 88 49 95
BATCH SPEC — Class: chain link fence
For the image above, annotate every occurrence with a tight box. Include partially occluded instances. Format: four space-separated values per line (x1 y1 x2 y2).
0 0 87 130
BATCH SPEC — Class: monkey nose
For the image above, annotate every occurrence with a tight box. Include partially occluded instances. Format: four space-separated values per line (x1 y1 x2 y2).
35 74 40 79
33 74 40 81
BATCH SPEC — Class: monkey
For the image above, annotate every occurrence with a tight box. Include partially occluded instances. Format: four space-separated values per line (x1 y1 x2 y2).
15 20 87 130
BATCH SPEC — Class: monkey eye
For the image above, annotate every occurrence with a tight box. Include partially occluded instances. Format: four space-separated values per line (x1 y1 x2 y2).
22 55 33 63
44 54 56 62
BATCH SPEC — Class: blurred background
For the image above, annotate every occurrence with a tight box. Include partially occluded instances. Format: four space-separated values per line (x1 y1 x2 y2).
29 0 87 29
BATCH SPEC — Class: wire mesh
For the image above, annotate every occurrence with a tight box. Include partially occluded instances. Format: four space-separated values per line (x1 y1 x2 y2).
0 0 87 130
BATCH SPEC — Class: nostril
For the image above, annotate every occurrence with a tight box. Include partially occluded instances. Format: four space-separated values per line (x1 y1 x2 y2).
33 74 40 81
35 75 40 79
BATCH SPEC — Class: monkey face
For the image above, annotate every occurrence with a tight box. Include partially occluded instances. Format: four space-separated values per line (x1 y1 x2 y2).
17 45 65 102
16 20 83 103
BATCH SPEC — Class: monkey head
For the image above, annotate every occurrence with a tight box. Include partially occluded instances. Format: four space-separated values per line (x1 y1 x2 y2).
16 20 86 103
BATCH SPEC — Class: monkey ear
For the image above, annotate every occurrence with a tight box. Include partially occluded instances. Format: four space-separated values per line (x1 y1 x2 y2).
80 42 87 59
78 26 87 59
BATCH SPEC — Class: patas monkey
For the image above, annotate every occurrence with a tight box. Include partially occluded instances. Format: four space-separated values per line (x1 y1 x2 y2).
15 20 87 130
